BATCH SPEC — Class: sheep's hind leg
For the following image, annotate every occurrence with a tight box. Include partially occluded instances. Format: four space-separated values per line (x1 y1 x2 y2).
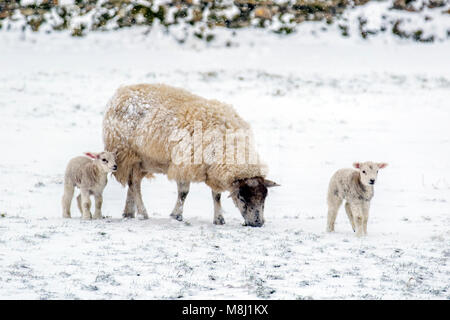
62 183 74 218
122 186 136 218
170 181 190 222
212 191 225 225
345 202 356 232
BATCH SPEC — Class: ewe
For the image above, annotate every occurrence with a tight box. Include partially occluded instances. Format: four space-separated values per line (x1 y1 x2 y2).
103 84 278 227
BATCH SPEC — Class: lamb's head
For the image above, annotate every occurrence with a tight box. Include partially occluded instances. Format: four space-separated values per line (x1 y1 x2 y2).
229 177 279 227
353 161 388 186
85 152 117 173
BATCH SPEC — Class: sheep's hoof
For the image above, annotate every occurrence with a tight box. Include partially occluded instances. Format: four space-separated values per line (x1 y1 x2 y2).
170 213 183 222
93 214 102 220
63 214 71 219
138 213 149 220
122 213 135 219
213 216 225 225
82 215 92 220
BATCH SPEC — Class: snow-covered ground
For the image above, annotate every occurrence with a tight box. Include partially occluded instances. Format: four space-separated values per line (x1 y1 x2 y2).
0 28 449 299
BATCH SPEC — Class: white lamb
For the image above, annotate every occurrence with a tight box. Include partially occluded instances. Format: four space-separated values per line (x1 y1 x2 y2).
62 152 117 220
327 161 388 237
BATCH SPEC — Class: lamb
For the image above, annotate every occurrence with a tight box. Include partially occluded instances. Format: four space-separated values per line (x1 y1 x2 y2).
326 161 388 236
62 152 117 220
103 83 279 227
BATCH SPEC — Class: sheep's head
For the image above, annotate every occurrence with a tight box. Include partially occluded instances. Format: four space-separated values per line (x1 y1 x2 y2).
353 161 388 186
85 151 117 173
229 177 279 227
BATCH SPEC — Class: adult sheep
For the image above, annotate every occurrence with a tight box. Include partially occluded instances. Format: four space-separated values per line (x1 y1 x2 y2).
103 84 278 227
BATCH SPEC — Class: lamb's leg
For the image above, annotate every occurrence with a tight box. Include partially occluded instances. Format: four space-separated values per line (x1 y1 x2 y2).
345 202 356 232
351 203 364 237
327 196 342 232
362 203 370 236
129 164 148 219
212 191 225 225
76 194 82 214
80 189 92 220
62 183 74 218
123 185 136 218
170 181 190 222
93 193 103 220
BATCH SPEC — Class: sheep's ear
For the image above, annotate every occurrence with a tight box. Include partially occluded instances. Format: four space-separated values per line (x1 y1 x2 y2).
85 152 100 159
353 162 361 169
377 162 388 169
228 181 241 198
228 190 238 199
264 179 280 188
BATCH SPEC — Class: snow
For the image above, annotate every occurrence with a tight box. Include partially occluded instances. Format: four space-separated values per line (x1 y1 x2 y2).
0 27 449 299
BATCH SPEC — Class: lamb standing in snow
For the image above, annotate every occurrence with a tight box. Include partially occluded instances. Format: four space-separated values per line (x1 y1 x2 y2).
103 84 278 227
62 152 117 220
327 161 388 236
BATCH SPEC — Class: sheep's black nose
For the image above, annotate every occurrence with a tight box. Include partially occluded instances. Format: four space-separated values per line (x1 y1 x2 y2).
369 179 375 184
251 215 264 227
113 165 118 170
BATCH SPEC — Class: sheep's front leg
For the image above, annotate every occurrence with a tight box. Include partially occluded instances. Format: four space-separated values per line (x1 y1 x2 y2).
80 189 92 220
362 202 370 235
123 186 136 218
345 202 356 232
351 203 364 237
129 165 148 219
212 191 225 225
170 181 190 222
62 183 74 218
93 193 103 220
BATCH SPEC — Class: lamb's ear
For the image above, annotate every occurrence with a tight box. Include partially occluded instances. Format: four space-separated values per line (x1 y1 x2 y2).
84 152 100 159
353 162 361 169
377 162 388 169
264 179 280 188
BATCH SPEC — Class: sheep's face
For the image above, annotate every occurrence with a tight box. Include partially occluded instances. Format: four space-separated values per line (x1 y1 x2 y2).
353 161 388 186
85 152 117 173
230 177 279 227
